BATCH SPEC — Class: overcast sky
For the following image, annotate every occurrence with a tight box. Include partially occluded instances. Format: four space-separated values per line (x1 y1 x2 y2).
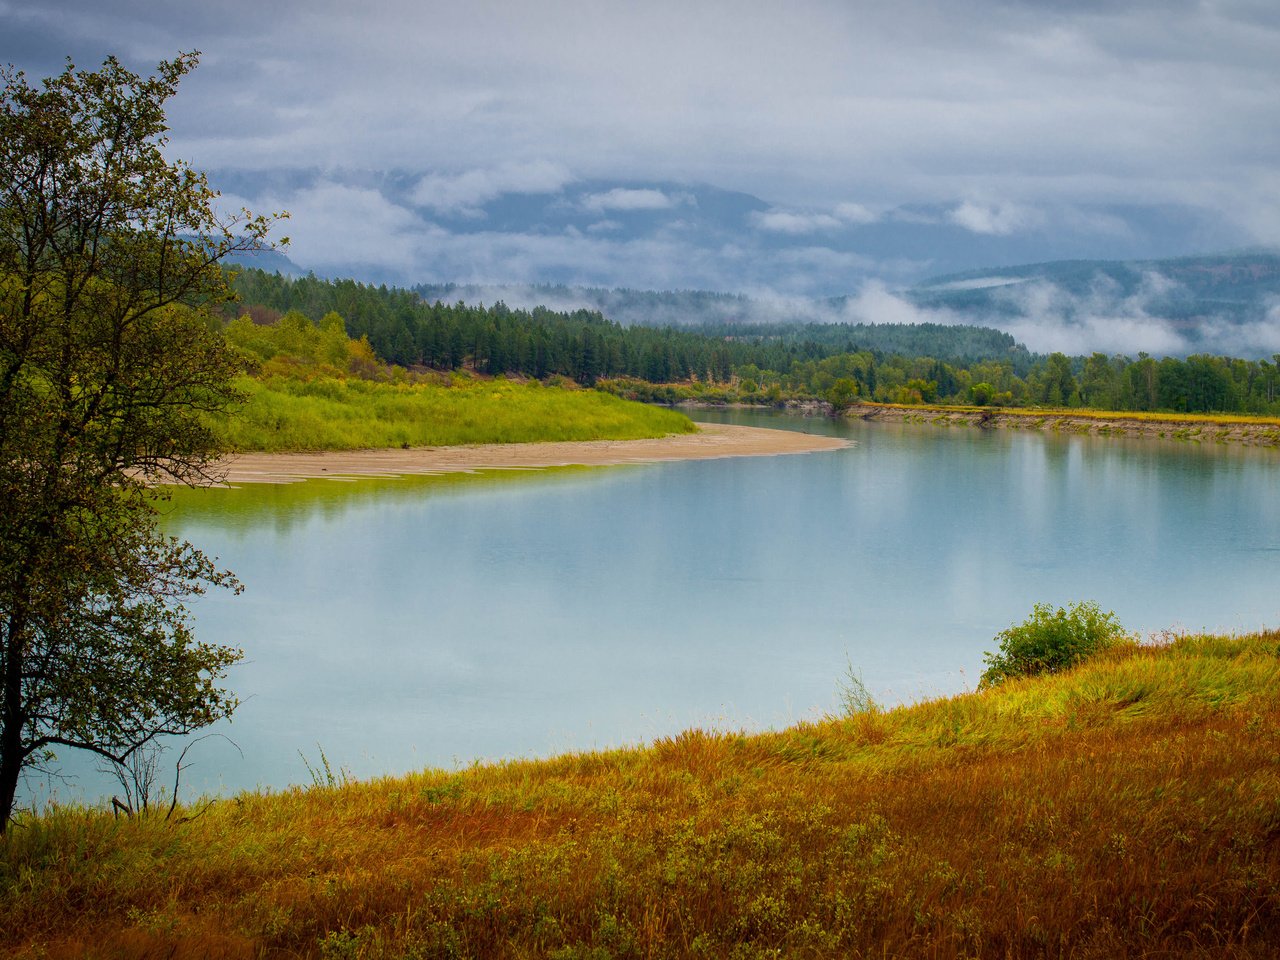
4 0 1280 293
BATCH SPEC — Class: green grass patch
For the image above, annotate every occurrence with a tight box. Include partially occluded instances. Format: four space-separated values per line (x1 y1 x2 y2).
212 375 697 452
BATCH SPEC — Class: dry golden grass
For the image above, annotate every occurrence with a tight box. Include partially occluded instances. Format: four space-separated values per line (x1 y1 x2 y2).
3 632 1280 958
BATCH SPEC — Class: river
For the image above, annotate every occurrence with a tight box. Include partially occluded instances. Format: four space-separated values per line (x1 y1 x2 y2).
29 410 1280 803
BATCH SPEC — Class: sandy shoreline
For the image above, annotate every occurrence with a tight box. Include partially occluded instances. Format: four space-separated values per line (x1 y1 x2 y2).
207 423 849 485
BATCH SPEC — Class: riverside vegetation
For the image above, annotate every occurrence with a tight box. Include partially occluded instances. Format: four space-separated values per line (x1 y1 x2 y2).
217 270 1280 456
1 624 1277 958
232 268 1280 417
215 307 695 452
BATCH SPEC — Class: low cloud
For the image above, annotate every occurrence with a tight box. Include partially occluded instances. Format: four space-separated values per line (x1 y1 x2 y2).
1205 303 1280 356
752 210 843 234
241 180 439 273
990 272 1189 355
947 200 1044 236
840 280 960 326
752 201 881 234
403 263 1280 361
410 161 573 217
925 269 1278 357
834 202 880 225
929 277 1028 292
999 306 1188 357
813 270 1279 359
581 188 687 213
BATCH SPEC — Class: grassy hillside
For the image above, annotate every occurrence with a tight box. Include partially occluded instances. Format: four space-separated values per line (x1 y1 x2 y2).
215 375 696 452
211 307 696 452
3 631 1278 958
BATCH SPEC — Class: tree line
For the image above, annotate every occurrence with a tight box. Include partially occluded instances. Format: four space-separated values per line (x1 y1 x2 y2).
232 270 1280 416
231 270 1028 386
725 349 1280 415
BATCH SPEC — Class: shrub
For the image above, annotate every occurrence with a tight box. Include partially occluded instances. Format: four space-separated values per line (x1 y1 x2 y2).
979 601 1127 688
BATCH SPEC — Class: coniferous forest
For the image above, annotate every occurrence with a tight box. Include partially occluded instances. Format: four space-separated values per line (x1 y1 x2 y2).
232 269 1280 415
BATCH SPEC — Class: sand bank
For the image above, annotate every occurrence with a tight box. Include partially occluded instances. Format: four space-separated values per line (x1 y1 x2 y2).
209 422 849 485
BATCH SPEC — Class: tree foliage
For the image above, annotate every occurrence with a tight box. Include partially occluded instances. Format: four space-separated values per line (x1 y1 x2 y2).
0 53 280 830
233 270 1280 416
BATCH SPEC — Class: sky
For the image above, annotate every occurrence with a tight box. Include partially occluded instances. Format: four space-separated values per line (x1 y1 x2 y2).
4 0 1280 304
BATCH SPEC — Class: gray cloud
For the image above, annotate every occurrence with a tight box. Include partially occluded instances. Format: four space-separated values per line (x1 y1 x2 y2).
410 162 573 217
221 180 440 273
751 202 884 234
5 0 1279 287
947 200 1046 236
751 210 844 234
581 188 688 213
9 2 1278 202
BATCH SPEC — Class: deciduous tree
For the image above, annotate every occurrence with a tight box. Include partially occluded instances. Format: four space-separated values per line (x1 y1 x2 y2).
0 53 282 830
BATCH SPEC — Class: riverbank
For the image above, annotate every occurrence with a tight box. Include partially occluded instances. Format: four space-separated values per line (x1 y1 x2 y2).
676 398 1280 448
4 629 1277 958
849 402 1280 446
208 422 849 484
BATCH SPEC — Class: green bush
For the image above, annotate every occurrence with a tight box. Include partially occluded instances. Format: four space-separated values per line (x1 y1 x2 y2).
979 601 1127 688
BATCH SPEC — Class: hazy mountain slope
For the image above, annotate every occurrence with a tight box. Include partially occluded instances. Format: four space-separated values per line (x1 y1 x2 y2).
907 252 1280 357
206 166 1238 294
227 233 1280 359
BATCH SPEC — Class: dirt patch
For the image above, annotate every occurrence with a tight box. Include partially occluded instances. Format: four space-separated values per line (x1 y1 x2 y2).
204 423 850 485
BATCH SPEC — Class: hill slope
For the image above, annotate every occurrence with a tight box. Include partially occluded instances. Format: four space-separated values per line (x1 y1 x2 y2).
4 631 1278 958
908 251 1280 357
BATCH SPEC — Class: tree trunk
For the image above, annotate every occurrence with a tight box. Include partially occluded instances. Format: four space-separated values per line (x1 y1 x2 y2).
0 632 25 834
0 738 20 834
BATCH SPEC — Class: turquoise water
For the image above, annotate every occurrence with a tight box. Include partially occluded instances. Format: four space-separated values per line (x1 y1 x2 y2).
32 410 1280 800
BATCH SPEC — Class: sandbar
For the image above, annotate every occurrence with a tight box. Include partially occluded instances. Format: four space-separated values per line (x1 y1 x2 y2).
209 422 849 485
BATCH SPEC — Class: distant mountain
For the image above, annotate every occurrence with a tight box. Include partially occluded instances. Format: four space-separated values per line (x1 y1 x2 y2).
221 244 305 276
906 252 1280 358
206 166 1243 295
912 252 1280 310
220 185 1280 358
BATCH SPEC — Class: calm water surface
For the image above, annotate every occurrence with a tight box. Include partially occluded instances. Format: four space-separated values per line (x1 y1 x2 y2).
34 410 1280 801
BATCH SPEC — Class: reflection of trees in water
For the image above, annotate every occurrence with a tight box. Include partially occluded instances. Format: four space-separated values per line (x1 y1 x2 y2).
156 466 605 538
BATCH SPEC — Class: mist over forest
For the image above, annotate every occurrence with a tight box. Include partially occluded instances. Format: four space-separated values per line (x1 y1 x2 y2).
405 251 1280 360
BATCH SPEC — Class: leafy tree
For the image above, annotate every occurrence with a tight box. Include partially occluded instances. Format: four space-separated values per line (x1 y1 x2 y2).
1035 352 1078 407
979 602 1127 688
0 54 281 830
969 382 995 406
1079 352 1119 408
826 377 858 412
1124 353 1159 411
